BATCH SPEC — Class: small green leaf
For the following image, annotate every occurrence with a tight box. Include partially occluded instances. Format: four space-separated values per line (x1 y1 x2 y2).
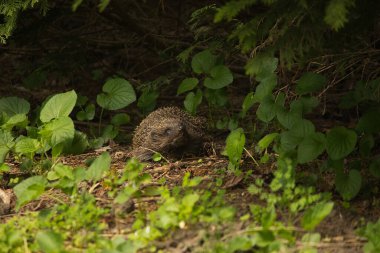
359 134 374 157
356 109 380 134
276 108 302 129
63 130 89 155
36 231 64 253
2 114 28 130
191 50 218 74
280 131 303 152
152 153 162 162
14 137 40 155
245 54 278 81
0 96 30 116
137 88 159 114
184 89 202 115
86 152 111 182
291 119 315 138
14 176 47 209
297 132 326 164
290 97 319 115
204 88 229 107
253 74 277 102
111 113 130 126
241 92 255 118
258 133 279 151
76 103 95 121
97 78 136 110
224 128 246 170
204 65 233 89
295 72 326 95
256 97 277 123
301 202 334 230
40 90 77 123
335 169 361 200
177 78 199 95
326 126 357 160
369 158 380 178
0 129 15 163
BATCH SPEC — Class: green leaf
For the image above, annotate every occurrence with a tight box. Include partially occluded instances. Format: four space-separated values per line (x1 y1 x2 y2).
86 152 111 182
137 88 159 113
184 89 202 115
39 117 75 147
2 114 28 130
76 103 95 121
177 78 199 95
40 90 77 123
97 78 136 110
36 231 64 253
280 131 303 152
359 134 374 157
0 129 14 163
0 96 30 116
245 54 278 81
369 158 380 178
291 119 315 138
241 92 255 118
276 108 302 129
297 132 326 164
258 133 279 151
224 128 245 170
253 74 277 102
111 113 130 126
191 50 218 74
356 109 380 134
290 97 319 115
335 169 362 200
14 137 40 155
63 130 89 155
326 126 357 160
204 65 233 89
295 72 326 95
14 176 47 209
204 88 229 107
301 202 334 230
256 97 277 123
324 0 355 31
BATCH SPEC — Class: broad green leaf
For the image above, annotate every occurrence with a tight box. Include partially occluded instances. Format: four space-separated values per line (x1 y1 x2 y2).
184 89 202 115
14 137 40 155
326 126 357 160
191 50 218 74
291 119 315 138
245 54 278 81
276 108 302 129
39 116 75 147
335 169 361 200
14 176 47 209
301 202 334 230
295 72 326 95
224 128 245 170
86 152 111 182
227 236 255 252
40 90 77 123
369 158 380 178
177 78 199 95
181 193 199 214
2 114 28 130
241 92 255 118
253 74 277 102
297 132 326 164
204 65 233 89
0 129 14 163
63 130 89 155
356 109 380 134
204 88 228 107
97 78 136 110
290 97 319 115
36 231 64 253
256 97 277 123
280 131 302 152
258 133 279 151
0 96 30 116
111 113 130 126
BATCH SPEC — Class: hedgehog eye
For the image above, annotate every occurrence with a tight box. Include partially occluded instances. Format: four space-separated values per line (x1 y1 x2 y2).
151 132 159 140
164 128 172 135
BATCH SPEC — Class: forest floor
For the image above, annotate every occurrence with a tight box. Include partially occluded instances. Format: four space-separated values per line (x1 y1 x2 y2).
2 142 376 252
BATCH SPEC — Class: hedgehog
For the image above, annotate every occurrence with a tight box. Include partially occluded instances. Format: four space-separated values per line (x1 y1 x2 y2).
131 107 207 161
